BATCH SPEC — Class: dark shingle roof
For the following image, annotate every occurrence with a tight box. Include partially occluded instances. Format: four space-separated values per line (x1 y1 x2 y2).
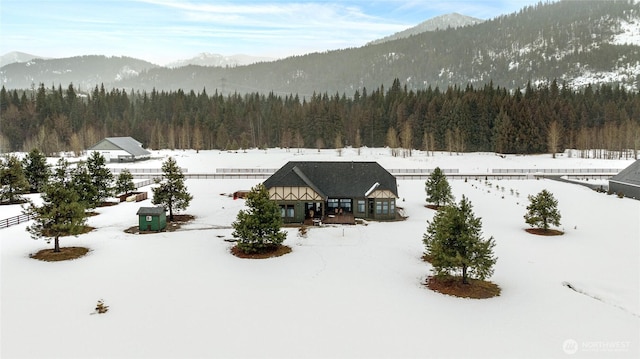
263 161 398 199
136 207 165 216
610 159 640 187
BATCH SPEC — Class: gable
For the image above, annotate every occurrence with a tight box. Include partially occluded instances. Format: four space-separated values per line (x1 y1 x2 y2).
263 161 398 199
89 139 121 151
88 137 151 157
610 160 640 187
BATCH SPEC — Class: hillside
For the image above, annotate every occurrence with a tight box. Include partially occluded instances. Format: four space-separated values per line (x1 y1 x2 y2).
0 55 158 91
1 1 639 95
0 51 47 67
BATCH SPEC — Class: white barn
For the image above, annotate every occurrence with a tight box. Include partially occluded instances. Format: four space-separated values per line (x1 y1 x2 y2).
87 137 151 162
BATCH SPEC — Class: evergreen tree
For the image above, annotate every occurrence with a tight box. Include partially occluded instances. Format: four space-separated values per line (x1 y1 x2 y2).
425 167 454 208
86 151 114 204
22 149 50 193
71 163 99 210
114 169 136 195
423 196 497 284
524 189 562 231
24 177 87 252
0 154 29 204
232 183 287 254
152 157 192 221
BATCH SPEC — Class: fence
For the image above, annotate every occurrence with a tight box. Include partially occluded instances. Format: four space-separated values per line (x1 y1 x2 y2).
388 168 459 174
111 168 188 174
492 168 621 174
0 214 33 229
216 168 277 174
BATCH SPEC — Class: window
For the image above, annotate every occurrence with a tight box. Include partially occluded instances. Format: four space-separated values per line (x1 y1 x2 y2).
357 200 365 213
390 200 395 214
382 201 389 214
339 199 352 213
146 215 152 221
328 199 339 213
376 201 382 214
280 205 295 218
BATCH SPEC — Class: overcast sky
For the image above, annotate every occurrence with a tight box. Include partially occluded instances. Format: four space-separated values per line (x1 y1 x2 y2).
1 0 545 65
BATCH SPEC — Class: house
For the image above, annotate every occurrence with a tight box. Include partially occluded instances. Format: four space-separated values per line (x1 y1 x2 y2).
263 161 398 223
609 159 640 200
136 206 167 231
87 137 151 162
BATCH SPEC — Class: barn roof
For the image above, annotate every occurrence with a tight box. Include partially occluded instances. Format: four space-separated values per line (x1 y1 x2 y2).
263 161 398 199
609 159 640 187
88 137 151 157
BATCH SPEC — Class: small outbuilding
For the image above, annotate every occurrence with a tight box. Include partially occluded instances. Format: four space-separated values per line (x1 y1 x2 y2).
608 159 640 200
136 206 167 232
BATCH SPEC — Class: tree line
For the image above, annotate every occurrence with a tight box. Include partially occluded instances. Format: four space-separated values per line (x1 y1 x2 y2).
1 79 639 158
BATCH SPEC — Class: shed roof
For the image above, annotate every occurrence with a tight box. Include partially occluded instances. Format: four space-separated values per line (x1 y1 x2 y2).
136 207 166 216
263 161 398 199
88 137 151 157
609 159 640 187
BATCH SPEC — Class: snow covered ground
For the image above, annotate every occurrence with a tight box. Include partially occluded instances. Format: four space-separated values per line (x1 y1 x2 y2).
1 148 638 358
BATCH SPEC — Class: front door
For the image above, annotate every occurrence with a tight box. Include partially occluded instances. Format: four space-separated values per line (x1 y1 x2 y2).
368 198 375 219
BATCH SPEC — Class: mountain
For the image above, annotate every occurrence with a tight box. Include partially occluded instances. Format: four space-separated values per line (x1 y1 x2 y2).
368 13 484 45
0 55 158 91
0 51 48 67
1 1 639 95
166 53 275 68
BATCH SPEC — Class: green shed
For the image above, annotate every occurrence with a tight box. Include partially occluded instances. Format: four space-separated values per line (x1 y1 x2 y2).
136 206 167 232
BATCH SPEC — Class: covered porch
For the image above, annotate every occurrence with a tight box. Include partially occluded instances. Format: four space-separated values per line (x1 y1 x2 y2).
303 211 356 225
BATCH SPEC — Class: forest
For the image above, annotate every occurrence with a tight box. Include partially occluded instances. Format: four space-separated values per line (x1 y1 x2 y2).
1 78 639 159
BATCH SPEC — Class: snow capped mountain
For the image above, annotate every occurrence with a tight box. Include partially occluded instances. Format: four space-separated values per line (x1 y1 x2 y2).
166 53 275 68
0 51 48 67
368 13 483 45
1 2 638 94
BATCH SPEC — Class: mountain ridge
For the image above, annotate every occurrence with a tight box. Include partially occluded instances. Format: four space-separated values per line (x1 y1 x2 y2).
1 1 639 94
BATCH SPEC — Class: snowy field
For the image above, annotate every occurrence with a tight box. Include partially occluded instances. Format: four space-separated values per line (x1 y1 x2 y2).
1 148 638 358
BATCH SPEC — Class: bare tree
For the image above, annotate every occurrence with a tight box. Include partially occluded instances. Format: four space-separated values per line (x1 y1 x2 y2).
315 137 324 152
193 124 204 153
547 120 562 158
334 133 343 157
281 129 292 152
354 129 362 156
294 131 304 153
453 126 465 154
386 127 399 157
400 121 413 158
445 129 454 155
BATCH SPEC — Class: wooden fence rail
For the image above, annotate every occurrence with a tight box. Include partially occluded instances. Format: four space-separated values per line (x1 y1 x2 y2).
0 214 34 229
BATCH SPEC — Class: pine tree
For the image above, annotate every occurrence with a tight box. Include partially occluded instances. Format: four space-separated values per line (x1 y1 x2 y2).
0 154 29 204
86 151 114 204
22 149 50 193
425 167 454 208
423 196 497 284
114 169 135 196
232 183 287 254
524 189 561 231
152 157 192 221
71 163 99 210
24 177 87 252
